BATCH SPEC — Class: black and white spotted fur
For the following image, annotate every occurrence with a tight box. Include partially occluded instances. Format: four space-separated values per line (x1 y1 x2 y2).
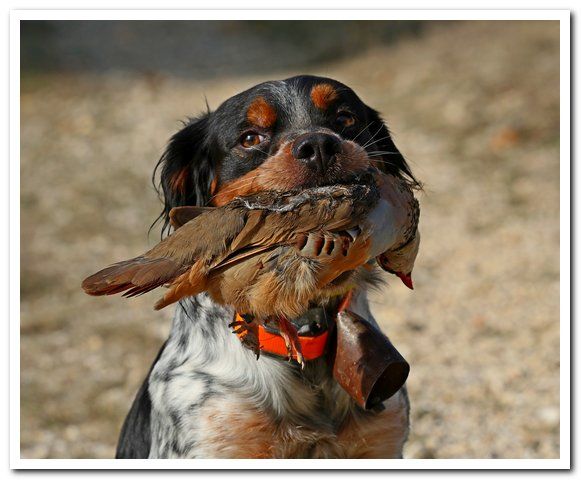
116 290 409 458
115 75 416 458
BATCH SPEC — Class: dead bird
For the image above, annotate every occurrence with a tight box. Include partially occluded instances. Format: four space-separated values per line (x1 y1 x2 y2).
82 169 419 364
82 170 418 315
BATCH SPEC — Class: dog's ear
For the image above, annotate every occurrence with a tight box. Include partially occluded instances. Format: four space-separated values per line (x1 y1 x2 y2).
152 114 214 237
364 106 420 189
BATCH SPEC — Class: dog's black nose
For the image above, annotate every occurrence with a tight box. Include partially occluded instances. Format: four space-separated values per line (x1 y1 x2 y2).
292 133 341 173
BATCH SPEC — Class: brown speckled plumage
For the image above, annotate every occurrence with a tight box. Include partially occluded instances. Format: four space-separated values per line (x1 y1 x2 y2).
82 172 419 320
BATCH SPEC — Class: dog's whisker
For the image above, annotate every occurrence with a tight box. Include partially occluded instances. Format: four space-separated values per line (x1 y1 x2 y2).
249 145 269 156
361 125 384 149
369 159 400 166
363 135 392 149
366 149 399 154
351 122 374 142
367 152 402 157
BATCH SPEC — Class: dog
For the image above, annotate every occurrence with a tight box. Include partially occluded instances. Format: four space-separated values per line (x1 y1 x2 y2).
115 75 419 459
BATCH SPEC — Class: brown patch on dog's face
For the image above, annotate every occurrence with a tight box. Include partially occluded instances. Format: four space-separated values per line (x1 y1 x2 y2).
211 141 371 207
211 144 302 206
211 170 260 207
246 96 277 129
310 83 339 110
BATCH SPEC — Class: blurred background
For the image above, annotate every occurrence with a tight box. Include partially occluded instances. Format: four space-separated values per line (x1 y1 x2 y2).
20 20 560 459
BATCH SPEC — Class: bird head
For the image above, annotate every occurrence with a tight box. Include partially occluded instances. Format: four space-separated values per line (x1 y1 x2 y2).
376 232 420 290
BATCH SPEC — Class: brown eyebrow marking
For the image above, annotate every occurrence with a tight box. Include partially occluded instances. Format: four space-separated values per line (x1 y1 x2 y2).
246 96 277 129
310 83 338 110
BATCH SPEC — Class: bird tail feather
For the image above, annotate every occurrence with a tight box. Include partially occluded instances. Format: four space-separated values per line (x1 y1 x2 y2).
81 256 185 299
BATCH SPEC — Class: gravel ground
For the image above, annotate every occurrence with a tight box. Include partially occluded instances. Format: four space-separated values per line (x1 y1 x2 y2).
20 21 560 459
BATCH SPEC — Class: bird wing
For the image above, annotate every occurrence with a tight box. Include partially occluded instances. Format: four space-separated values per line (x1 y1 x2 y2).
209 191 370 271
169 205 213 229
81 206 245 298
81 184 377 301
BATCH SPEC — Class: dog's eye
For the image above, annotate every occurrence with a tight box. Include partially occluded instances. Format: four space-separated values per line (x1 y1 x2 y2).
335 111 356 128
240 132 265 148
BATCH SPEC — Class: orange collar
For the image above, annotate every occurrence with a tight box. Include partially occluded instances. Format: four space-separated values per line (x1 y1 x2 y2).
234 291 352 362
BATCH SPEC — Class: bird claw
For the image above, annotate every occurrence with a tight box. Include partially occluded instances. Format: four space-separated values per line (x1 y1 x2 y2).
228 320 246 329
276 316 305 368
230 315 305 367
229 318 260 360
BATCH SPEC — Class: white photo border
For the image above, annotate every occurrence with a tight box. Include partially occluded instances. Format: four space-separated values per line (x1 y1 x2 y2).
9 8 571 470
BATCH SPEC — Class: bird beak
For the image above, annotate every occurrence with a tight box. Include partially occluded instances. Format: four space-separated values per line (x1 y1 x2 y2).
396 272 413 290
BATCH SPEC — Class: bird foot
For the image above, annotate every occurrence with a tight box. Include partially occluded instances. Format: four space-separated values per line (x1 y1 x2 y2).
276 316 305 368
229 319 260 360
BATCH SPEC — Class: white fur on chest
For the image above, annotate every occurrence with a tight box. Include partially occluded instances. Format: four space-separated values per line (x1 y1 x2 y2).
147 293 409 459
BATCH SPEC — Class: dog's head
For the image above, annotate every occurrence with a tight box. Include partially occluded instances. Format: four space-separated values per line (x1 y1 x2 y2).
153 75 418 235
